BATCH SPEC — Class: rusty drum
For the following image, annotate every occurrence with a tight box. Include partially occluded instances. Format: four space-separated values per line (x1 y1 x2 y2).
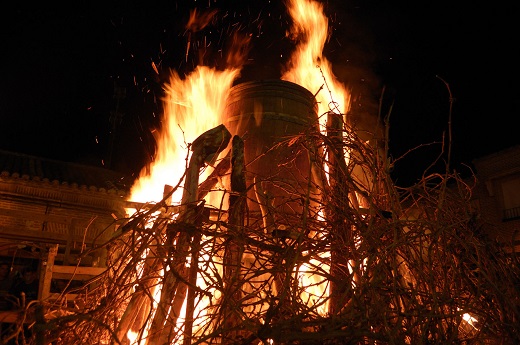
223 79 319 225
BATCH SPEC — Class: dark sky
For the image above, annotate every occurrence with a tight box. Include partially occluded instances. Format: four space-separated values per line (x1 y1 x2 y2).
0 1 518 186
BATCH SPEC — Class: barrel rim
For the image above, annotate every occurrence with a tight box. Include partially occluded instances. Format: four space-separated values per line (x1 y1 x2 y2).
228 79 315 98
225 112 313 126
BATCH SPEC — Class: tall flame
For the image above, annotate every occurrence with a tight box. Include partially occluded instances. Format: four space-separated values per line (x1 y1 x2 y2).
129 66 240 203
129 0 350 213
124 9 246 344
282 0 351 127
281 0 354 315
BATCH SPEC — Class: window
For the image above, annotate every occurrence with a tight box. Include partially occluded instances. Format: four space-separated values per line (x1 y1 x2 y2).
501 177 520 220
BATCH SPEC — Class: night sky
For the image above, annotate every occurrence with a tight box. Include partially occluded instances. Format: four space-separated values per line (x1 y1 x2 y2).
0 1 518 186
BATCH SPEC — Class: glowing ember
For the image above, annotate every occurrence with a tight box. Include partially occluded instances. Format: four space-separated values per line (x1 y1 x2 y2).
463 312 479 329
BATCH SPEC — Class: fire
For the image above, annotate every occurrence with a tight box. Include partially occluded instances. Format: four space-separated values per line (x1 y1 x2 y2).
282 0 353 315
124 69 240 344
46 1 505 343
124 0 351 343
123 10 245 344
129 66 240 204
282 0 351 129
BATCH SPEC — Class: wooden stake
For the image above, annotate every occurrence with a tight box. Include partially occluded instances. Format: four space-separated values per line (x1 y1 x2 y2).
115 185 174 344
222 135 247 343
148 124 231 345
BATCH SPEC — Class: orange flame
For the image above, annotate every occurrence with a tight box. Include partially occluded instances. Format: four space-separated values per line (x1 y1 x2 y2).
125 10 247 344
282 0 351 129
129 66 240 204
125 0 353 342
282 0 354 314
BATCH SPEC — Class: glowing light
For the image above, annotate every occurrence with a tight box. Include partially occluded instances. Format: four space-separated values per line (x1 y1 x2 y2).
126 55 241 345
282 0 354 316
282 0 351 131
129 66 240 204
297 254 330 315
463 312 479 329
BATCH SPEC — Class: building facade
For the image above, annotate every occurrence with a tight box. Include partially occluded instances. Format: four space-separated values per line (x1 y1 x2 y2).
0 150 132 306
472 145 520 252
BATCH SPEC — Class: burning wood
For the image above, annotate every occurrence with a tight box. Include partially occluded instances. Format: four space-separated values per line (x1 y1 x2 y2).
23 0 520 343
30 114 520 345
146 124 231 345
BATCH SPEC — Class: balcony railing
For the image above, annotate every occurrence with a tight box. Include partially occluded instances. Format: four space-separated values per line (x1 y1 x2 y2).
503 206 520 221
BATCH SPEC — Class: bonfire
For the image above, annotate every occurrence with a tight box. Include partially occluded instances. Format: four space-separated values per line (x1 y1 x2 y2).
9 0 520 344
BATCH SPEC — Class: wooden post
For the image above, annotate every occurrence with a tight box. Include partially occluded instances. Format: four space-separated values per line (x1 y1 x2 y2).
64 219 74 266
148 124 231 345
326 111 354 316
222 135 247 343
198 150 231 200
114 184 174 344
39 244 58 301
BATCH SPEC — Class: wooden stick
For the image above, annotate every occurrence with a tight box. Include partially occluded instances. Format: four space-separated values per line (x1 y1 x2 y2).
325 111 355 316
222 135 247 343
115 185 174 344
148 124 231 345
198 150 231 200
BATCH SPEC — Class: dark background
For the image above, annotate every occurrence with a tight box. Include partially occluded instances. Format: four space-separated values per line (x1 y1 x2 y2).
0 1 517 186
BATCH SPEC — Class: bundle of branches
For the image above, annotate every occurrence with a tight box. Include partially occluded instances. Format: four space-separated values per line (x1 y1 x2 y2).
31 113 519 345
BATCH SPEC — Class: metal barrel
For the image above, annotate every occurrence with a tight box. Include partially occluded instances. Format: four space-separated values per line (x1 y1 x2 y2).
223 79 319 225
